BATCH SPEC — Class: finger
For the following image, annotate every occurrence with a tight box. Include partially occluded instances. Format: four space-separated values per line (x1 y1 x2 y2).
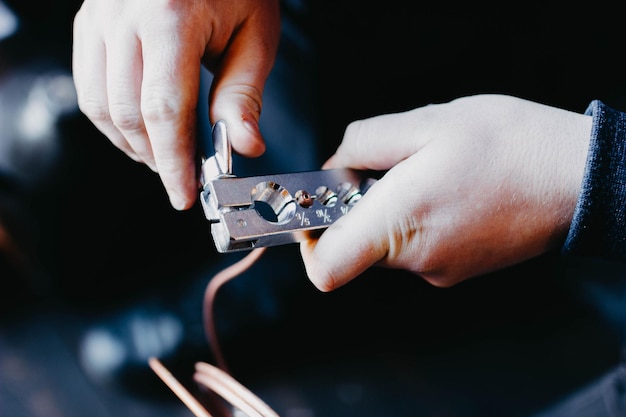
139 23 202 210
72 10 140 163
106 30 157 171
208 6 281 157
323 108 429 170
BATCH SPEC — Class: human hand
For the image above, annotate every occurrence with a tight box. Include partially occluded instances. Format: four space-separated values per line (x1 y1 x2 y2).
300 95 592 291
72 0 280 210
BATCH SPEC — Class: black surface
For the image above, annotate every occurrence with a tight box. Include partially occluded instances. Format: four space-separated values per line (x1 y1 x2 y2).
2 1 626 416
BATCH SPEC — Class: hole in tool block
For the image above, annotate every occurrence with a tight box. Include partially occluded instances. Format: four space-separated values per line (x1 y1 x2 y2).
251 181 296 224
295 190 314 208
315 186 338 207
337 182 362 205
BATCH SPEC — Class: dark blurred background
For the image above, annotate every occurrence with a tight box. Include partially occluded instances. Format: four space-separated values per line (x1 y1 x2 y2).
1 1 625 416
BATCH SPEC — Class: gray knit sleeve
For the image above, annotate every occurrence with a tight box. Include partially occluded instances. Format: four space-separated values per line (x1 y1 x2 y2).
562 100 626 261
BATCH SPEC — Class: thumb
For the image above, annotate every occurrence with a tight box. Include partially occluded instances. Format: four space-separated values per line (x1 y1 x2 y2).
208 10 280 158
300 175 394 292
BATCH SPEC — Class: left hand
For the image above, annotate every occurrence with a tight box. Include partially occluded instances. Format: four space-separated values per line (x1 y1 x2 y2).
300 94 592 291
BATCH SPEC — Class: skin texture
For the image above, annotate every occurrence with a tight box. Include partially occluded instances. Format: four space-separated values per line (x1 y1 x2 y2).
72 0 281 210
300 95 593 292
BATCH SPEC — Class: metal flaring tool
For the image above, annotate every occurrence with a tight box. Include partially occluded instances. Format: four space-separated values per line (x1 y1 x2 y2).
200 121 377 253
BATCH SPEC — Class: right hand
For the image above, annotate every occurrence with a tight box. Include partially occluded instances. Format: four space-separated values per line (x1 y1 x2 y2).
72 0 281 210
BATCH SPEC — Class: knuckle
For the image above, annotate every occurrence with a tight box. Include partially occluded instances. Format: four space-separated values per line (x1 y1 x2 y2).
109 103 144 132
154 154 179 175
141 95 179 124
77 98 110 124
215 84 263 118
239 86 263 115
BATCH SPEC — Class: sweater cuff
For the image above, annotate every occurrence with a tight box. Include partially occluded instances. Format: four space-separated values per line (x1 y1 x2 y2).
562 100 626 260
